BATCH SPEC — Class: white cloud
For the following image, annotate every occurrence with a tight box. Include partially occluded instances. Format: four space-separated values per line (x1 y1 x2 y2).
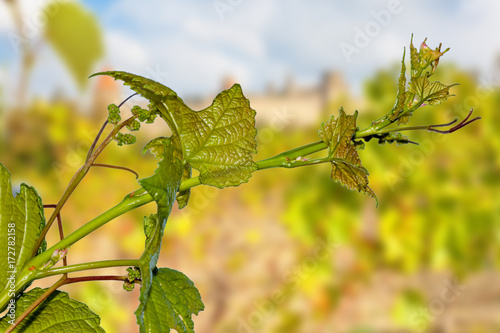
0 3 13 33
3 0 500 101
104 30 150 71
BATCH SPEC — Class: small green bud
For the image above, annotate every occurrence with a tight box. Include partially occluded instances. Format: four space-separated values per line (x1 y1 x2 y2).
115 133 136 146
123 281 135 292
146 113 157 124
126 267 141 281
123 267 140 291
145 103 158 123
132 105 152 122
107 104 121 124
126 120 141 131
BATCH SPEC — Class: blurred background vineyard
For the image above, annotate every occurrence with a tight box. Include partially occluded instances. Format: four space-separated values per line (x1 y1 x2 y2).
1 0 500 332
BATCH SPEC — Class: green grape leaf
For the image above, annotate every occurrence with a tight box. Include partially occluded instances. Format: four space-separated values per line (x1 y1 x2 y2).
409 36 420 78
0 163 46 297
408 77 457 106
143 268 204 333
91 71 258 189
397 113 412 125
390 48 407 123
136 139 184 331
89 71 178 117
317 109 377 202
0 287 104 332
45 2 103 89
409 36 448 78
171 84 257 188
387 37 454 126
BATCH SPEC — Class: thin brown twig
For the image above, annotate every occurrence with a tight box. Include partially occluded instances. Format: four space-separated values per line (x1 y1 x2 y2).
428 108 481 134
86 120 109 163
86 92 139 162
91 163 139 179
43 205 68 268
5 277 66 333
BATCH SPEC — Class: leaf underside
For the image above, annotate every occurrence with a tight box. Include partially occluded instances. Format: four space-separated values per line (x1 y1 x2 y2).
0 288 105 332
0 163 46 301
143 268 204 333
136 139 184 332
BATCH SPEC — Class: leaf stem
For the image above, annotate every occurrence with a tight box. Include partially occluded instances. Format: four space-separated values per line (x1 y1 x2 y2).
28 193 152 271
86 120 109 163
256 141 327 170
91 163 140 179
43 205 67 267
86 93 138 162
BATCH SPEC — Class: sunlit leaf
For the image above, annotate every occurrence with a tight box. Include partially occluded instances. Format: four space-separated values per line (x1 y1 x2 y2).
0 288 104 332
409 36 420 78
143 268 204 333
386 37 454 126
171 84 257 188
45 2 103 89
391 49 407 123
0 163 46 301
91 71 258 189
317 108 376 202
408 77 457 106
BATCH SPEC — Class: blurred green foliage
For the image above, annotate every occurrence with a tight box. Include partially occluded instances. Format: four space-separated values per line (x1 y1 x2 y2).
0 62 498 332
44 1 103 89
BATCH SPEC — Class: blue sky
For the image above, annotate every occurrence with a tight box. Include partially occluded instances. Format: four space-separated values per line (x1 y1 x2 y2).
1 0 499 101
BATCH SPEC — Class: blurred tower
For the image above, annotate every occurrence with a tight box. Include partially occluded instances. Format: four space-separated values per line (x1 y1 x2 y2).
321 70 348 109
221 75 237 90
284 73 299 95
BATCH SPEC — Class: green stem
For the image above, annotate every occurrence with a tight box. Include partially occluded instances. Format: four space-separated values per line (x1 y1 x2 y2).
256 141 327 170
30 193 152 270
0 192 152 311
